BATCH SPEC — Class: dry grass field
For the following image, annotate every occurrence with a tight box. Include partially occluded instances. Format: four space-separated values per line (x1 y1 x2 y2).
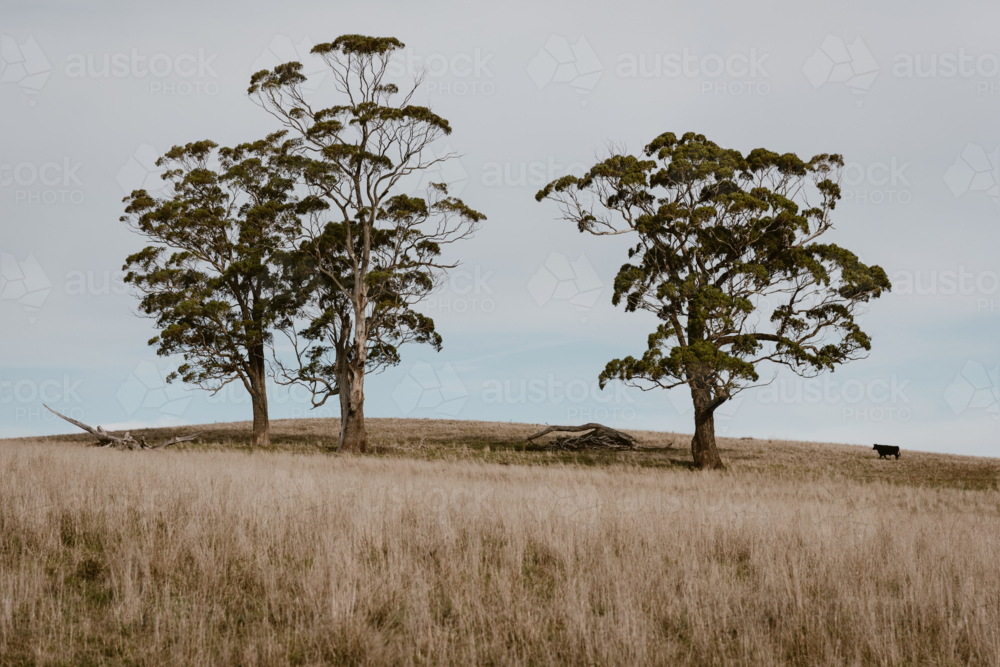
2 418 999 666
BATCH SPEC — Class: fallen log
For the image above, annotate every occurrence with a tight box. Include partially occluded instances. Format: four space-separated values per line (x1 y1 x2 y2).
44 404 201 451
526 423 639 451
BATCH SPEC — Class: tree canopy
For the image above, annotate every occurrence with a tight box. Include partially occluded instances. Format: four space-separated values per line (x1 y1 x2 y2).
121 132 301 446
251 34 485 452
537 131 891 468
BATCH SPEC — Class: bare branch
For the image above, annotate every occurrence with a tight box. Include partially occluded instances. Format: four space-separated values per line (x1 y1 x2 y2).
44 404 201 451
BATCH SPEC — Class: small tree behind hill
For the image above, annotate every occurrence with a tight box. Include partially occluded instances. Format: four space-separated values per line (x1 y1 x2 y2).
537 132 891 469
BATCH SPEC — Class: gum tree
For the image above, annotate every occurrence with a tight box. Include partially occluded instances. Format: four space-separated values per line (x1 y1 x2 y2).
272 196 452 452
251 35 485 452
536 132 890 469
122 134 299 447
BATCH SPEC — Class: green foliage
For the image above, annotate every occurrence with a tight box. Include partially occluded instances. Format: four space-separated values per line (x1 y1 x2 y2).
316 35 405 56
537 131 890 411
121 132 301 394
275 203 447 402
249 34 485 418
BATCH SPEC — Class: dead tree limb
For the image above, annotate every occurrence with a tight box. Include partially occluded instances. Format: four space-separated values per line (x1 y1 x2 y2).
526 423 640 451
44 404 201 451
148 433 202 450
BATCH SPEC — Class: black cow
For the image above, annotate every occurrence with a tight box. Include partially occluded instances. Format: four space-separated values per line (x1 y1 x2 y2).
873 444 900 459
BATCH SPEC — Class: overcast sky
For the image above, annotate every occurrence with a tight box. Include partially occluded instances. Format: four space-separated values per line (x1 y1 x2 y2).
2 0 998 457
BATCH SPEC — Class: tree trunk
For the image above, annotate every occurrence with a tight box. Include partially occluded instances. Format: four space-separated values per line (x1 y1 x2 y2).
248 344 271 448
338 286 369 453
338 364 367 453
250 389 270 448
690 383 725 470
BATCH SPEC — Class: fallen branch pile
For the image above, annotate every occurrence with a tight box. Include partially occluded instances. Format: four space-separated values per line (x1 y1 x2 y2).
44 404 201 451
526 423 639 451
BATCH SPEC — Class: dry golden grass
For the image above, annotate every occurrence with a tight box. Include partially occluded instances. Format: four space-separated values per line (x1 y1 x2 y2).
2 419 999 665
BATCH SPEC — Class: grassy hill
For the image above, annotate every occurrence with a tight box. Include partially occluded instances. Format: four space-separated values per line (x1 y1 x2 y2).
21 416 1000 491
2 419 999 665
